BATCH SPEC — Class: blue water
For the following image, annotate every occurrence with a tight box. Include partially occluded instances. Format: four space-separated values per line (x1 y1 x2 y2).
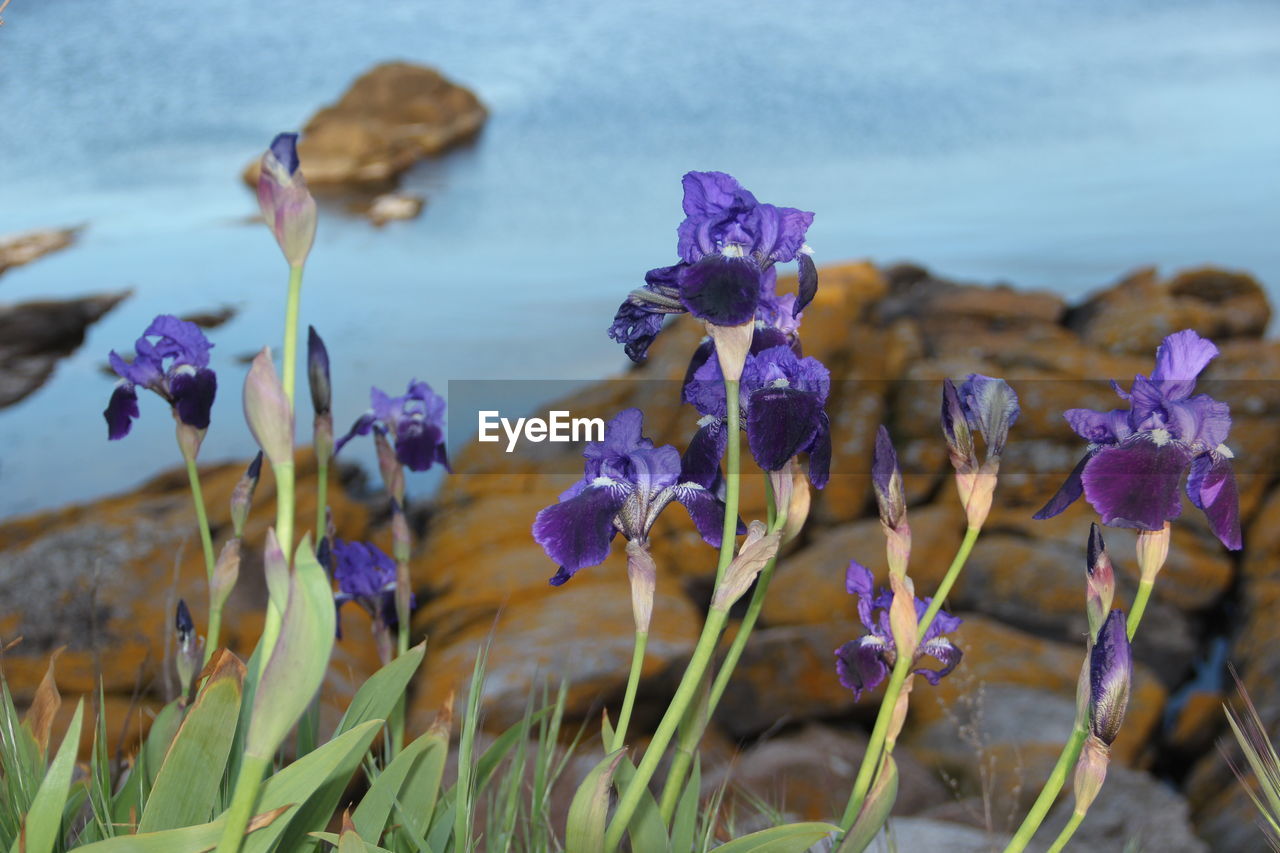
0 0 1278 516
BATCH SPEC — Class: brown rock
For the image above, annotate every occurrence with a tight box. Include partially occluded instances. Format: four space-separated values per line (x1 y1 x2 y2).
241 62 487 190
0 290 130 408
0 226 80 277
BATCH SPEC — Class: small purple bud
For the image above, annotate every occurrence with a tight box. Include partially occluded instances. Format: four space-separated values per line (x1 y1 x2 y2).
307 326 331 417
958 374 1019 459
230 451 264 538
1085 523 1115 639
941 379 976 475
872 425 907 531
1089 610 1132 746
176 599 194 640
243 348 294 469
257 132 317 267
175 599 200 697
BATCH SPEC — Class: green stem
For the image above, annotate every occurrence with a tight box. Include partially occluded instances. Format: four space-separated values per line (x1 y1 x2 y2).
1002 725 1087 853
839 524 983 831
1046 809 1086 853
183 454 220 663
611 631 649 752
605 607 730 852
1003 558 1157 851
714 380 742 588
315 459 328 544
214 753 270 853
1127 578 1154 639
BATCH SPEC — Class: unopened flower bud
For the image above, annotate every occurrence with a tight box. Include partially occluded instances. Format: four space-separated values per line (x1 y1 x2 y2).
625 539 657 634
1136 522 1171 584
872 425 907 531
712 521 780 610
257 133 317 267
706 320 755 383
175 599 201 698
1085 523 1115 639
244 349 294 469
307 326 331 418
942 376 1019 529
1089 610 1132 746
230 452 264 538
1072 733 1111 816
941 379 976 477
210 539 241 619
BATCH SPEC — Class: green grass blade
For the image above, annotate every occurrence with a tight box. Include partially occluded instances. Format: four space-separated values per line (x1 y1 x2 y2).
709 822 841 853
138 654 245 832
670 755 700 853
11 700 84 853
335 642 427 738
352 730 442 841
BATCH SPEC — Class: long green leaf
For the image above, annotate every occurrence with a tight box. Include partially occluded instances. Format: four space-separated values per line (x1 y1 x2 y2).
709 822 840 853
835 755 898 853
139 655 245 832
310 830 395 853
335 642 426 737
354 731 442 842
600 715 669 853
11 700 84 853
565 749 625 853
670 755 700 853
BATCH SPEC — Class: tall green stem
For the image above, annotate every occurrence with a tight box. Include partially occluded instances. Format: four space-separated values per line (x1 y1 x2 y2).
605 608 730 852
715 380 742 587
315 459 328 544
839 525 982 831
275 263 304 562
611 631 649 752
1003 559 1156 852
183 454 220 662
214 753 270 853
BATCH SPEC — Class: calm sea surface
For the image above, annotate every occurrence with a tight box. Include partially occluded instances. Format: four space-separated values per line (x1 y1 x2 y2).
0 0 1277 516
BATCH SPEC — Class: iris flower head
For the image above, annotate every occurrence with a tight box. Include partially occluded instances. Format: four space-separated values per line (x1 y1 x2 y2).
104 314 217 440
834 561 963 699
337 380 450 473
1035 329 1241 550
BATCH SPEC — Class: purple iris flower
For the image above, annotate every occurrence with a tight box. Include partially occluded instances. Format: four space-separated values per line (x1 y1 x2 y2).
336 380 450 472
331 538 410 634
835 562 963 699
532 408 733 585
104 315 217 440
682 342 832 488
1034 329 1241 550
608 171 816 361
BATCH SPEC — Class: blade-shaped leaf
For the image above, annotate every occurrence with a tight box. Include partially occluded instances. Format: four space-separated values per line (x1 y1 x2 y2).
11 700 84 853
836 754 898 853
138 651 245 832
711 822 840 853
600 715 669 853
335 641 426 737
75 805 290 852
22 648 63 756
565 749 625 853
670 755 700 853
310 830 394 853
353 729 443 841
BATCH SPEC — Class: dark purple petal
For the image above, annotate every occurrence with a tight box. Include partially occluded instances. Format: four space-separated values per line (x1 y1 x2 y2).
1150 329 1218 397
332 539 396 600
845 560 881 631
672 483 727 548
548 566 574 587
1033 451 1094 520
1187 453 1242 550
108 348 163 388
750 325 791 355
1087 522 1107 578
746 203 814 263
269 132 301 176
681 419 729 490
608 299 669 363
683 355 729 419
960 374 1019 457
1089 610 1132 745
307 326 331 416
175 599 194 638
745 386 822 472
806 410 832 489
921 600 963 640
1167 394 1232 449
914 637 963 685
1081 437 1194 530
532 484 628 574
435 442 452 473
835 638 890 699
741 345 831 402
941 379 975 471
104 383 140 440
394 417 446 472
169 367 217 430
872 425 904 526
678 255 762 327
143 314 214 368
1064 408 1131 444
624 445 683 496
334 412 378 455
795 252 818 316
681 339 716 402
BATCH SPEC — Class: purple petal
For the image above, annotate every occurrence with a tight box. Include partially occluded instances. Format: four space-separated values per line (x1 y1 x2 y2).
532 484 628 574
795 252 818 316
307 326 331 416
750 325 791 355
334 412 378 455
1167 395 1232 449
914 637 963 685
678 255 762 327
835 638 890 699
680 419 728 490
921 601 963 640
608 299 669 363
672 483 727 548
960 374 1019 457
1064 408 1131 444
806 410 832 489
1081 437 1194 530
683 355 729 419
1151 329 1218 397
746 386 821 472
109 348 163 388
169 367 217 430
143 314 214 368
394 418 446 472
1187 453 1242 550
1033 451 1093 520
269 132 301 176
747 203 814 263
104 383 140 440
1089 610 1132 745
845 560 874 597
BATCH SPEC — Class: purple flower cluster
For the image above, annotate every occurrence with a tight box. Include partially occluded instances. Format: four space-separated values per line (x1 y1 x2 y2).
104 315 217 440
608 171 817 360
1036 329 1241 549
330 538 409 632
533 409 733 585
337 380 450 473
834 562 963 699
